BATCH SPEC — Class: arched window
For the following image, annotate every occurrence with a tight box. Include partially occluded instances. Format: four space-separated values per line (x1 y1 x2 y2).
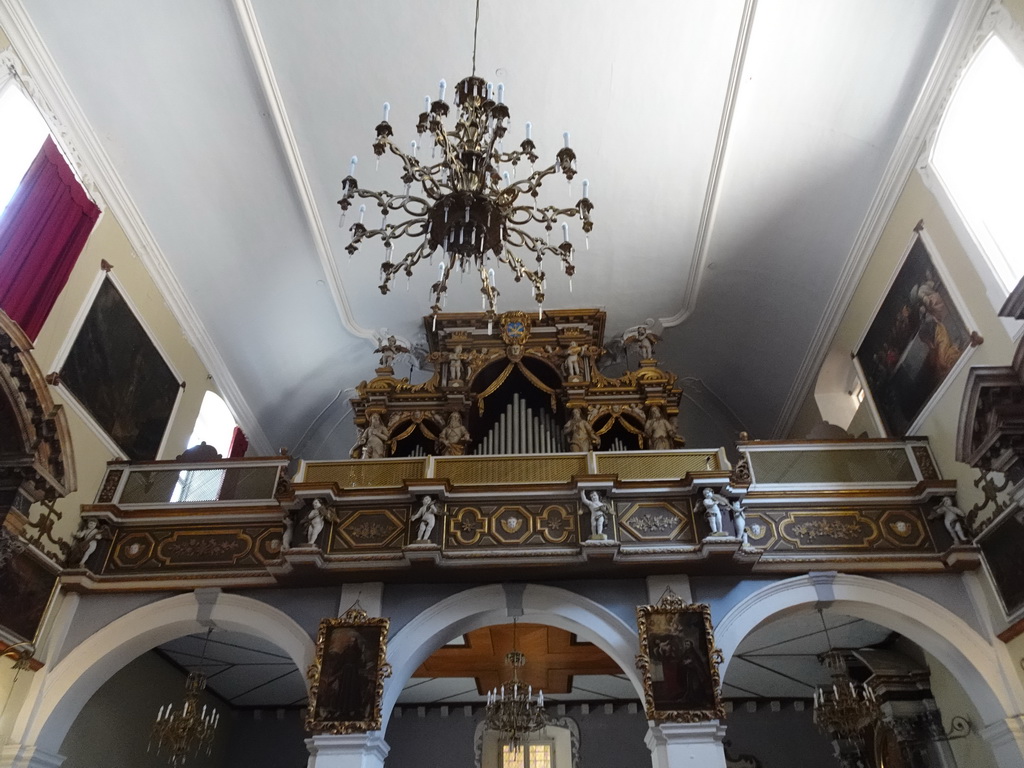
925 25 1024 304
186 391 237 456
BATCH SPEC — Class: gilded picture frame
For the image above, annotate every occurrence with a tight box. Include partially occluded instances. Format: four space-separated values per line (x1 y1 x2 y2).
636 592 725 722
305 605 392 734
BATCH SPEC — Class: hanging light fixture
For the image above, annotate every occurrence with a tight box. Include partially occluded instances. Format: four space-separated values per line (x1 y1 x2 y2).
338 0 594 326
149 628 220 765
812 611 879 739
484 618 548 748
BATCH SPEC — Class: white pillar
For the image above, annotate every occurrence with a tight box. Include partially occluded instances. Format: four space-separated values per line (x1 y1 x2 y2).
0 744 65 768
645 722 727 768
306 733 389 768
981 714 1024 767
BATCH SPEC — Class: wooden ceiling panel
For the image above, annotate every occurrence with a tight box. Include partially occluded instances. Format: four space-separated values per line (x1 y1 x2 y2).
413 623 622 694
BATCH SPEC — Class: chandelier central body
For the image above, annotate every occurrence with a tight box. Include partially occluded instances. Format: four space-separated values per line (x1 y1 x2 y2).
339 75 593 321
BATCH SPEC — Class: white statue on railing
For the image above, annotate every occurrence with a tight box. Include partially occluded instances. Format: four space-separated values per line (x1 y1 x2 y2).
701 488 728 536
930 496 971 544
69 518 105 568
411 495 441 542
729 499 750 547
580 490 612 541
304 498 337 547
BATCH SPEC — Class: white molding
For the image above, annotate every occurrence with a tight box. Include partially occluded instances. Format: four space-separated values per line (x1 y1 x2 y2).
659 0 758 329
772 0 995 438
229 0 374 343
0 1 273 455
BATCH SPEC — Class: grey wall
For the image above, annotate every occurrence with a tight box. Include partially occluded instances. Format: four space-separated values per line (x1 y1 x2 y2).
60 651 230 768
722 702 838 768
384 703 649 768
225 709 309 768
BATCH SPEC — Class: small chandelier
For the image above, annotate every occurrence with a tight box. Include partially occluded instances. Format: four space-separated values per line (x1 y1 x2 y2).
484 620 548 747
150 629 220 765
338 0 594 325
812 612 879 739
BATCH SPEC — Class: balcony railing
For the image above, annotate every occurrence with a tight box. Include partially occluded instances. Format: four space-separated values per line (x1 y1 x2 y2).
97 457 287 507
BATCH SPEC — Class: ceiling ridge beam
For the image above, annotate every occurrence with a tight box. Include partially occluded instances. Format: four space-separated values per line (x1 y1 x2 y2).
770 0 996 438
0 1 274 455
230 0 375 343
659 0 759 329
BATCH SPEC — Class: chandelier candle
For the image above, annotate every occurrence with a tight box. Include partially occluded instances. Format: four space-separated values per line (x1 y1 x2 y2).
338 75 594 320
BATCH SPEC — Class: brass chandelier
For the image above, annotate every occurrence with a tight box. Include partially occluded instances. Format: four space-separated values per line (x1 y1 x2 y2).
484 619 548 747
812 612 879 739
338 0 594 325
149 629 220 765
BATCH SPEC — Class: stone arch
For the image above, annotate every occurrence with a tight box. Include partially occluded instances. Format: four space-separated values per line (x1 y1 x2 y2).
714 572 1024 729
14 590 314 754
382 583 642 731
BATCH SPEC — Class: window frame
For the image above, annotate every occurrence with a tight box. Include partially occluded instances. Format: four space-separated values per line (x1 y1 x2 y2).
918 7 1024 329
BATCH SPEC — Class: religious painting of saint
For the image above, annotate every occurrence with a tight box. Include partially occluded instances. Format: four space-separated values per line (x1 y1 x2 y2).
978 511 1024 620
306 607 391 734
855 231 975 436
635 593 725 723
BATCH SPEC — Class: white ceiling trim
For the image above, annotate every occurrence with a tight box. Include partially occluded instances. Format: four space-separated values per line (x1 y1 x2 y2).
229 0 375 343
770 0 996 438
0 0 274 455
659 0 758 330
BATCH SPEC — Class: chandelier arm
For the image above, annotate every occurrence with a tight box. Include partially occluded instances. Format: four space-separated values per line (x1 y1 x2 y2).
384 141 448 200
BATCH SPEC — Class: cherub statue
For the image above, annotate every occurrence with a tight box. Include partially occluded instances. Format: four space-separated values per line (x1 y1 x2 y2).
643 406 680 450
68 518 107 568
351 413 390 459
729 499 750 547
580 490 612 540
447 345 468 383
563 407 599 453
624 324 659 361
701 488 729 536
281 511 295 551
303 498 338 547
374 334 409 368
410 495 441 542
930 496 971 544
562 341 587 380
436 412 471 456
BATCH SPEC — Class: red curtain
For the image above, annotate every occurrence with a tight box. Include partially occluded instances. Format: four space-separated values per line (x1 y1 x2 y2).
0 136 100 340
229 426 249 458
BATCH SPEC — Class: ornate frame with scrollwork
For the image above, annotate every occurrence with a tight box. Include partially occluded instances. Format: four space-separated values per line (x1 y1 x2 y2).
305 605 392 734
635 592 725 723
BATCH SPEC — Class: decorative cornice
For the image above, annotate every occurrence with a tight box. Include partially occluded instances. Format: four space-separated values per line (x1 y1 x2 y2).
0 2 273 454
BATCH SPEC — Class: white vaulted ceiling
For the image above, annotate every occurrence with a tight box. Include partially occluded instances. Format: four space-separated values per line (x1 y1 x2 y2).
1 0 983 455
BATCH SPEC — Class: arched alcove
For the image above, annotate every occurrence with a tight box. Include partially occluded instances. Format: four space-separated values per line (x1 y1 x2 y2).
383 583 643 732
13 591 314 756
714 573 1024 741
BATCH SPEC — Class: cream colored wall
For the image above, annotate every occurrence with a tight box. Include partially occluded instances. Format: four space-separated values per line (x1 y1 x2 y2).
27 207 214 547
925 649 999 768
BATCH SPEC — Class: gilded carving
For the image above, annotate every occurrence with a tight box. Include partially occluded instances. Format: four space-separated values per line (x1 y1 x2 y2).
635 593 725 723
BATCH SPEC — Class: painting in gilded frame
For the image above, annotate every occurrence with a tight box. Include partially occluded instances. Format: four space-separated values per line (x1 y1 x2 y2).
636 592 725 722
306 606 391 734
855 232 974 436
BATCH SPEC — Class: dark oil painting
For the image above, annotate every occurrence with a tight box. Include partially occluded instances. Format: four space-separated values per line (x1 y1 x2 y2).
980 512 1024 619
856 234 972 436
0 548 57 642
645 609 716 713
59 278 180 460
313 625 382 723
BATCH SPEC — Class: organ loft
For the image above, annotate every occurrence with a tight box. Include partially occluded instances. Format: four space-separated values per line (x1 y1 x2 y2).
350 309 684 459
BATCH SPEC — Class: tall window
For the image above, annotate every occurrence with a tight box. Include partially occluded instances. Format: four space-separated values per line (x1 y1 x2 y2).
501 742 552 768
0 84 49 213
928 31 1024 295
